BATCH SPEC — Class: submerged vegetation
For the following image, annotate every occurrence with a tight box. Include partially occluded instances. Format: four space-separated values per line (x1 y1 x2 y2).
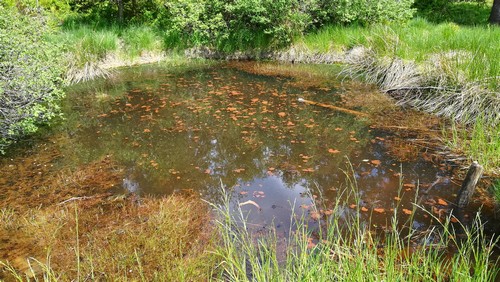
0 156 216 281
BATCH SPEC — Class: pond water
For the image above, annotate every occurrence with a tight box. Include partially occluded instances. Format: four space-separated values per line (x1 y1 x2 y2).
2 61 498 237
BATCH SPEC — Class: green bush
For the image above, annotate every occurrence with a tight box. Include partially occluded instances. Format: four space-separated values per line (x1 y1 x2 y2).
159 0 415 50
0 7 65 153
57 0 416 51
414 0 491 25
312 0 416 26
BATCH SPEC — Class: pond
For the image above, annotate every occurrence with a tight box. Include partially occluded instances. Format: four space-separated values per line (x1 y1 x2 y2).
1 61 498 237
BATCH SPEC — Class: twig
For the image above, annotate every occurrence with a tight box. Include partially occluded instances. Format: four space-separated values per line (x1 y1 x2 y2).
239 200 261 210
384 86 449 93
58 196 95 206
298 98 369 117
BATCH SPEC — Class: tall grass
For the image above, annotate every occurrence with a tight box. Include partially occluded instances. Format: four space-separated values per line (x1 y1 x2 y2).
49 24 165 83
55 26 119 66
303 18 499 87
444 118 500 175
491 180 500 203
121 25 159 58
301 18 500 127
210 179 499 281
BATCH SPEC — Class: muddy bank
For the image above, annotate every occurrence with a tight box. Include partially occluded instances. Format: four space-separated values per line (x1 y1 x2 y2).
184 45 359 64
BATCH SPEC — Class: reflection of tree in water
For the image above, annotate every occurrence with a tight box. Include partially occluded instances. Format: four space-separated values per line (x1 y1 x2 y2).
53 62 489 234
61 63 369 198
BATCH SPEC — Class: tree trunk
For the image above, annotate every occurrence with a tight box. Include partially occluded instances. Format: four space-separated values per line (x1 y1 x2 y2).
117 0 124 24
490 0 500 24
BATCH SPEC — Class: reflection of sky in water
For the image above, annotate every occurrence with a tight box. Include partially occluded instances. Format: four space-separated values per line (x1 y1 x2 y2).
122 177 139 193
228 175 311 230
62 62 499 235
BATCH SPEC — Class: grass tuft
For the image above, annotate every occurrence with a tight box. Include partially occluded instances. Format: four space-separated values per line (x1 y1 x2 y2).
303 19 500 127
120 25 159 58
210 177 499 281
49 25 165 84
0 193 217 281
443 117 500 175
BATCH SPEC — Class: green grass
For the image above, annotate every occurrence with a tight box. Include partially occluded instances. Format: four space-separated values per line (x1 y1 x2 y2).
302 18 500 89
210 179 499 281
48 24 165 83
120 25 159 58
491 180 500 202
54 26 119 66
444 118 500 175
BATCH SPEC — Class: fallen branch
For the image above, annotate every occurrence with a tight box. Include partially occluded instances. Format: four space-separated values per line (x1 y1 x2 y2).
370 125 441 132
58 196 96 205
298 98 369 117
384 86 449 93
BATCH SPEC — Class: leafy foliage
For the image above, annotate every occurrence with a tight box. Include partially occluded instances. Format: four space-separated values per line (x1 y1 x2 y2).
66 0 162 26
0 7 65 153
59 0 416 50
311 0 415 26
159 0 415 50
1 0 75 26
414 0 491 25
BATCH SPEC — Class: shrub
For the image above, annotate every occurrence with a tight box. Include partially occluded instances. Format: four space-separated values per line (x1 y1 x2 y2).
413 0 491 25
62 0 416 51
305 0 415 28
0 7 65 153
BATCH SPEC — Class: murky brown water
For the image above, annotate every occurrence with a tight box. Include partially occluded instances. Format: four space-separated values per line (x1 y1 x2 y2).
2 61 498 237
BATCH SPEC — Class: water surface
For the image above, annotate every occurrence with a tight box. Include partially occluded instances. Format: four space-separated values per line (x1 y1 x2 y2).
4 61 498 236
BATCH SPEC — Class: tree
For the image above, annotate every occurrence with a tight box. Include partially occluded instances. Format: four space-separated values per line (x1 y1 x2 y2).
0 7 65 153
117 0 124 23
489 0 500 24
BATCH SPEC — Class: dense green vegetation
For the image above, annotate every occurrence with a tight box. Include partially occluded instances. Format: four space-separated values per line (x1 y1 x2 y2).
414 0 493 25
6 0 417 50
0 7 65 153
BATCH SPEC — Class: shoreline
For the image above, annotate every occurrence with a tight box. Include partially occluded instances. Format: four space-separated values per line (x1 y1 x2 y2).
66 45 499 177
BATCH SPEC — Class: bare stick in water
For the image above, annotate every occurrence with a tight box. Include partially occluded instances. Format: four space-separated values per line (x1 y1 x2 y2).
239 200 261 210
298 98 369 117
